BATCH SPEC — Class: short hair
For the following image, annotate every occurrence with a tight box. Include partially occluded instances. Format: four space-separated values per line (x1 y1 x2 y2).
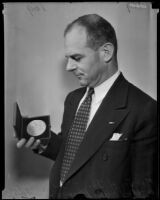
64 14 118 57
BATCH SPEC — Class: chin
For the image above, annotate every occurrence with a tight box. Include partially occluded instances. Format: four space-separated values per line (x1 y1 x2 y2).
79 81 88 87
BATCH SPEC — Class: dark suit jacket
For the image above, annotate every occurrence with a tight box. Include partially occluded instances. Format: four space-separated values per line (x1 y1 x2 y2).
38 73 157 199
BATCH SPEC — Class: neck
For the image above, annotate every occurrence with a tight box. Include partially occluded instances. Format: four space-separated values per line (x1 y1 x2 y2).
105 58 118 78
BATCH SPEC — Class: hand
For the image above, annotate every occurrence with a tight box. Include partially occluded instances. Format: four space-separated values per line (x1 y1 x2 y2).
16 137 41 150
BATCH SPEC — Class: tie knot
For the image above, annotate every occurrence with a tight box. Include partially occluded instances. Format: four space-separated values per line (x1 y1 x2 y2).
87 87 94 97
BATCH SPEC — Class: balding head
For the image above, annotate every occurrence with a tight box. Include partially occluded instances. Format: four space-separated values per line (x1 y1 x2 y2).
64 14 118 59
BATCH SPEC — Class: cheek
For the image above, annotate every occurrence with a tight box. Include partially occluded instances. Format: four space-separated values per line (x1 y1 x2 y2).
89 61 101 78
80 55 101 77
78 64 92 75
84 59 98 73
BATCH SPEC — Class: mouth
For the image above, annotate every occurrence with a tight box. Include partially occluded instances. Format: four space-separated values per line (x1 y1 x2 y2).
74 73 83 79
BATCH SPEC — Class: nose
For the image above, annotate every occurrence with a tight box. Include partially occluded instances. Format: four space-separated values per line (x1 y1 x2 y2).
66 58 77 71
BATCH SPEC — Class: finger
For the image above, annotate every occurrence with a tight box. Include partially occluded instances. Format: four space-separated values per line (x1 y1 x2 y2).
31 139 41 150
17 138 26 148
25 137 35 148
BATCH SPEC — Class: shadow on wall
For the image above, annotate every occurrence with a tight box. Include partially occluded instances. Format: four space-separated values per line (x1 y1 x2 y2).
10 141 52 179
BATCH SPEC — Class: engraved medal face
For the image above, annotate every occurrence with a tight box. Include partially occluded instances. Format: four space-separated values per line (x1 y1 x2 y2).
27 120 46 136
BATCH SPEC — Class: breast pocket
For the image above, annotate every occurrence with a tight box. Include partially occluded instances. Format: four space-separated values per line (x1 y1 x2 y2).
103 140 130 161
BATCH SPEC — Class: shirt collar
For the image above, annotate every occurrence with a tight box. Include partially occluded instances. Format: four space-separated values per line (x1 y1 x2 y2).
91 70 120 104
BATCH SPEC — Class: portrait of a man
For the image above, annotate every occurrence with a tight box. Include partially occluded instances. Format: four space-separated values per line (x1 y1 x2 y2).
3 3 158 199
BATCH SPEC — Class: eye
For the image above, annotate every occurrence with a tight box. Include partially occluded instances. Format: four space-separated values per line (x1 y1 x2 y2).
71 56 82 62
74 57 81 62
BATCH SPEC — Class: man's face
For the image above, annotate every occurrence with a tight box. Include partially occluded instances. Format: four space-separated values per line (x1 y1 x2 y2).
64 26 106 88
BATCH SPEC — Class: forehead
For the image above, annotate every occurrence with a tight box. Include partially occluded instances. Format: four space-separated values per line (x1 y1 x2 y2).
64 26 88 54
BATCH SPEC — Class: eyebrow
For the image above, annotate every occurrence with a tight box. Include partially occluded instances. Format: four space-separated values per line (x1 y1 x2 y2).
65 54 84 59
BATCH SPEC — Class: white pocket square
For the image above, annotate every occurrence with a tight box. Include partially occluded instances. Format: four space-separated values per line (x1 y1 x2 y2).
110 133 123 141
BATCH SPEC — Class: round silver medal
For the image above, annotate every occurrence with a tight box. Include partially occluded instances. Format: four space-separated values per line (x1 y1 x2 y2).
27 120 46 136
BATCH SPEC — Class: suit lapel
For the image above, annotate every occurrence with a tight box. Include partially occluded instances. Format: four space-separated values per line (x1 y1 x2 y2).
63 74 129 184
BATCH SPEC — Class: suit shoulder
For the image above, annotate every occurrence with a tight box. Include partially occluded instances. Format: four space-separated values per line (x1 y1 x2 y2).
127 80 157 108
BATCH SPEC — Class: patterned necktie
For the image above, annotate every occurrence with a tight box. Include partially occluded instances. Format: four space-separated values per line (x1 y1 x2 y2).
60 87 94 186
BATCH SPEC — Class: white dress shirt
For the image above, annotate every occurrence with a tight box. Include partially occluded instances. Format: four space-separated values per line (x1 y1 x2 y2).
77 70 120 129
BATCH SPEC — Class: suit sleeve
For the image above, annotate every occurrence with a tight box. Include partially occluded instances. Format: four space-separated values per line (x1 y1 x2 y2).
131 100 157 198
33 92 72 161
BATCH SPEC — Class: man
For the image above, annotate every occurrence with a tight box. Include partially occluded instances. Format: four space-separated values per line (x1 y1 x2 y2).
16 14 157 199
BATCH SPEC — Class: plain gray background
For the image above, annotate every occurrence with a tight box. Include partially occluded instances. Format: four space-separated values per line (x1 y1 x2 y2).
3 2 158 199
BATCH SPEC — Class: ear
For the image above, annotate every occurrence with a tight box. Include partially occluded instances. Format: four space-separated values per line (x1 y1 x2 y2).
101 43 114 63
